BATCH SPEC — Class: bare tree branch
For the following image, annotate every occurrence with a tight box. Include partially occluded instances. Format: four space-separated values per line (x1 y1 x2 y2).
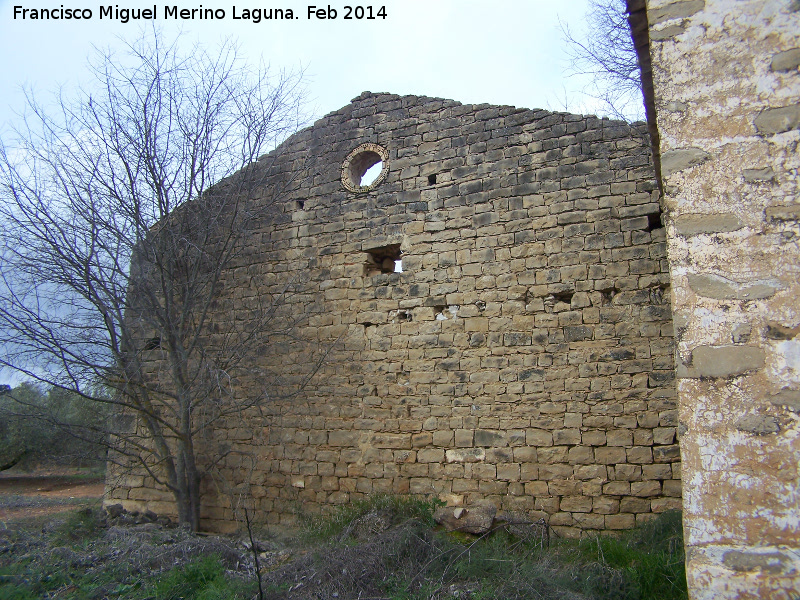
561 0 645 121
0 30 311 530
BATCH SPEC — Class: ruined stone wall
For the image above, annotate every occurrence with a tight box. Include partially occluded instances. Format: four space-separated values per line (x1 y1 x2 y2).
107 93 679 537
645 0 800 597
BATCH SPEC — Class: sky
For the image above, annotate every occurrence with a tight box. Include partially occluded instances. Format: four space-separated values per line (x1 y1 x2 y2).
0 0 600 135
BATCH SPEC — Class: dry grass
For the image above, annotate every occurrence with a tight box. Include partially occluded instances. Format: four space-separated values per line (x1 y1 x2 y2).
0 496 687 600
0 508 256 599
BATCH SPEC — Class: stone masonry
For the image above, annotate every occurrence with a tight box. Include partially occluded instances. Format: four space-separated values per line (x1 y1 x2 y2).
106 92 680 538
640 0 800 598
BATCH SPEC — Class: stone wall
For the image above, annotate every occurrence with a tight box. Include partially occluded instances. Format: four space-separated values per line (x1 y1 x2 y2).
644 0 800 598
106 92 679 537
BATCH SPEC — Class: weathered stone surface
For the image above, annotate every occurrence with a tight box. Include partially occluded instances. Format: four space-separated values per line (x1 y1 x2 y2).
764 321 800 340
649 0 705 24
660 147 710 176
754 104 800 135
650 24 686 40
680 345 766 378
434 504 497 534
664 101 688 112
642 0 800 597
474 430 506 447
687 273 779 300
722 550 789 573
329 431 359 446
445 448 485 463
769 389 800 412
742 167 774 182
673 213 743 235
770 48 800 72
735 415 780 435
731 323 751 343
765 204 800 221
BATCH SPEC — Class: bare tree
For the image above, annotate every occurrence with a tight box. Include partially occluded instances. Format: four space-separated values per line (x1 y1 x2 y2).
0 31 309 530
561 0 644 121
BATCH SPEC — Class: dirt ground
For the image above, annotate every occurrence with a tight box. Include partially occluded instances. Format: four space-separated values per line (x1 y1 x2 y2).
0 470 105 521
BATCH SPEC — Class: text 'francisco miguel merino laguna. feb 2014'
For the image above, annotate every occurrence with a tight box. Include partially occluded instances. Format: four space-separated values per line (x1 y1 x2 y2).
12 5 388 22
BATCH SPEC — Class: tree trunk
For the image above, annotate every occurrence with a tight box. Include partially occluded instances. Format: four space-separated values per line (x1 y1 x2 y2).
172 437 201 531
174 472 201 530
184 447 202 531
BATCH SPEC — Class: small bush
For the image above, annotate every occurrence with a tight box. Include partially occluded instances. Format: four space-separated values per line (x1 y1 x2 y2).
151 554 254 600
152 554 222 599
556 510 687 600
52 506 104 545
300 493 444 542
0 583 39 600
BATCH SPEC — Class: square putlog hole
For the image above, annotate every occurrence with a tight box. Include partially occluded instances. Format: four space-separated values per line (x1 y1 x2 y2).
365 244 402 274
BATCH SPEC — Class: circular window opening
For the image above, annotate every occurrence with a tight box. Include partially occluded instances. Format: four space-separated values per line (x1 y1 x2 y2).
360 159 383 186
342 143 389 192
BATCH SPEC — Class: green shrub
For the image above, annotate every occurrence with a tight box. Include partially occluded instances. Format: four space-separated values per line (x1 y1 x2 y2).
301 493 444 542
153 554 225 600
0 582 39 600
400 509 687 600
151 554 254 600
52 507 104 545
561 510 687 600
0 383 109 471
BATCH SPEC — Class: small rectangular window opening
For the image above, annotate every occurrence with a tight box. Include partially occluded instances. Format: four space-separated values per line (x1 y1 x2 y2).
143 336 161 351
366 244 402 274
428 174 437 185
551 291 574 304
646 211 664 232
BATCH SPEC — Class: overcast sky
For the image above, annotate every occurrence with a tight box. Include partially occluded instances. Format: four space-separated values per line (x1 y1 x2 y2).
0 0 599 134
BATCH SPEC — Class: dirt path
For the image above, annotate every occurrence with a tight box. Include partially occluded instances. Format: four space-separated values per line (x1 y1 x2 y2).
0 472 104 522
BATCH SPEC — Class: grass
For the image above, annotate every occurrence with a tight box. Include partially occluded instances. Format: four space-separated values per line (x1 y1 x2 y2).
55 465 106 482
151 554 253 600
0 507 257 600
292 495 687 600
0 552 254 600
300 493 444 541
51 506 106 545
571 511 687 600
0 495 688 600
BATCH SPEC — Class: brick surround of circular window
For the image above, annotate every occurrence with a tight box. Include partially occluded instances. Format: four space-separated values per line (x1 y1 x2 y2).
341 143 389 193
